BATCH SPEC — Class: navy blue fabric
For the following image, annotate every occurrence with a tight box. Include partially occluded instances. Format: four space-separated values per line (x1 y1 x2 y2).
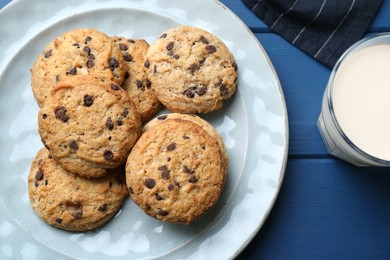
242 0 383 68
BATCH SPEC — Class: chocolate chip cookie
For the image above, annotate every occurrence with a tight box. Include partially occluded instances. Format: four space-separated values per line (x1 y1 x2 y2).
38 75 141 178
112 36 162 122
145 25 238 114
31 28 127 107
126 119 227 224
28 148 129 232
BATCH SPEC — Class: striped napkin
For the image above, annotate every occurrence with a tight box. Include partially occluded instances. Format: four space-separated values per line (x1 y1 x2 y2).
242 0 383 68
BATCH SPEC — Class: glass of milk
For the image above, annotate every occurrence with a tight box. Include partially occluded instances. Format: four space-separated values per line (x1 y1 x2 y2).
317 33 390 166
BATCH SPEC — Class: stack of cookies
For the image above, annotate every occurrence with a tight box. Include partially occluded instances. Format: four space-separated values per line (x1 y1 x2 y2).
29 28 145 231
28 25 237 231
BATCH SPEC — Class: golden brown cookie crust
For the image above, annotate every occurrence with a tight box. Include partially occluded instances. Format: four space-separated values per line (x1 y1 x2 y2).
126 119 226 224
38 75 141 178
31 28 127 107
145 25 238 114
28 148 129 232
112 36 162 122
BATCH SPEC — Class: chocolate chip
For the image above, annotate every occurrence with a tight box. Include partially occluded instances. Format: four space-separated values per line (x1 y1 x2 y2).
125 71 130 79
83 46 91 54
55 218 63 224
44 50 52 58
123 53 132 62
98 204 107 212
42 114 47 119
48 153 53 159
215 79 223 86
73 43 80 48
199 36 209 44
111 84 120 91
167 157 171 161
144 178 156 189
136 79 143 89
35 170 44 181
196 86 207 96
128 187 134 194
88 53 95 60
128 39 135 43
157 115 167 120
158 209 168 216
123 108 129 117
34 182 39 187
183 165 191 174
54 106 68 122
189 63 200 73
168 183 175 191
116 176 123 186
160 33 167 38
117 117 123 126
66 67 77 75
144 60 150 68
183 135 189 140
232 62 238 71
158 165 170 179
199 58 206 65
55 75 60 82
104 150 114 161
183 89 195 98
166 42 174 51
173 54 180 60
72 211 83 219
153 65 157 73
220 85 229 96
119 43 128 51
106 117 114 130
69 140 78 150
145 79 151 88
189 176 198 183
167 143 176 151
38 159 43 165
155 194 164 201
146 204 151 210
85 36 92 44
83 95 94 107
86 59 94 68
206 45 217 54
109 58 120 71
45 179 48 186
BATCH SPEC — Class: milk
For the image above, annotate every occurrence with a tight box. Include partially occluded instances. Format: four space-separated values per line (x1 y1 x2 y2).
333 44 390 160
317 34 390 166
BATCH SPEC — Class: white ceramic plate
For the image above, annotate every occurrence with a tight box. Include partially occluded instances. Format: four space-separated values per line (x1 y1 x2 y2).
0 0 288 259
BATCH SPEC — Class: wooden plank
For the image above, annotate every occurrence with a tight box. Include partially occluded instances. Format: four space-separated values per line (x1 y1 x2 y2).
220 0 269 32
238 158 390 259
0 0 8 9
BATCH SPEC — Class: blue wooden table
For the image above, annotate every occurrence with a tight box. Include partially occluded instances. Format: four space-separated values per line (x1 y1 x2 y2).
1 0 390 259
